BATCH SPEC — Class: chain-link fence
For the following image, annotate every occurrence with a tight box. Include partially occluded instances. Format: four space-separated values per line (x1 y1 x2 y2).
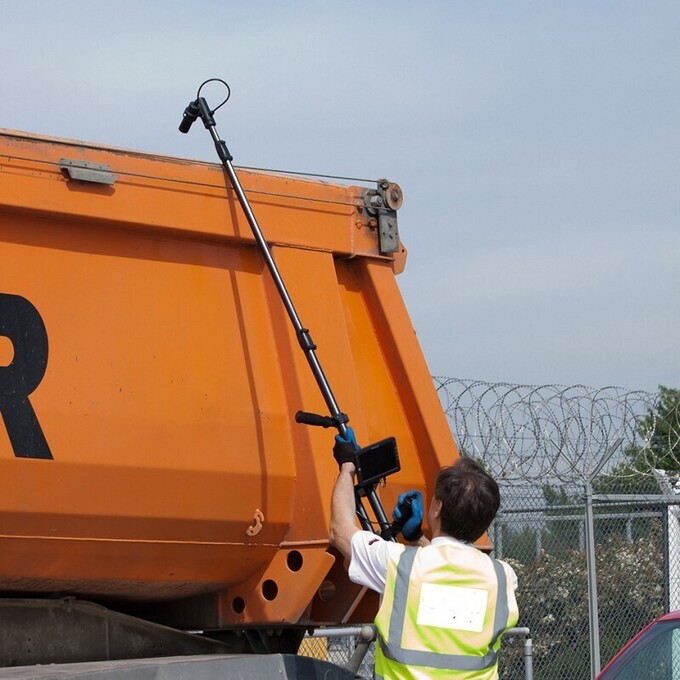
299 628 375 678
300 626 535 679
300 379 679 680
489 485 680 679
438 378 680 680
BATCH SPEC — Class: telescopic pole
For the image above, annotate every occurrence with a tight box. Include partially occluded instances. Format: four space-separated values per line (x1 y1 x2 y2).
179 86 393 538
206 123 345 430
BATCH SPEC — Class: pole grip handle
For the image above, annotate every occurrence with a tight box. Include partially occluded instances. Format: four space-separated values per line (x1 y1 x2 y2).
295 411 334 428
392 496 413 530
380 496 413 540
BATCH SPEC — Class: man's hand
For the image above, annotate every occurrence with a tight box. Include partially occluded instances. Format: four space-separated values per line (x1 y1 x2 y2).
329 427 361 560
393 490 424 542
333 427 359 469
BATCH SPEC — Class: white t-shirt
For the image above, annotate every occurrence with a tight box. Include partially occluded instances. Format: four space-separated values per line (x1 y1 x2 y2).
348 531 519 594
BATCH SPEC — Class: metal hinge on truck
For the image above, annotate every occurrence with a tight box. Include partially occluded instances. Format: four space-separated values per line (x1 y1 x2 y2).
363 179 403 254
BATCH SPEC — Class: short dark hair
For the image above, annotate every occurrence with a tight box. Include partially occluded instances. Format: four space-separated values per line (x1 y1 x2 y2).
435 458 500 542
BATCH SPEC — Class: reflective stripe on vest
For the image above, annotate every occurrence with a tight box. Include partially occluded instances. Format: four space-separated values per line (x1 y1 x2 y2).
377 546 512 673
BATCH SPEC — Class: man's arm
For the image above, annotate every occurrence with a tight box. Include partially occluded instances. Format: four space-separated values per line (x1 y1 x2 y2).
329 462 360 562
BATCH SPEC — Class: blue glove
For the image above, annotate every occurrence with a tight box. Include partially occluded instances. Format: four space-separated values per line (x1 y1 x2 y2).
393 490 424 541
333 426 359 469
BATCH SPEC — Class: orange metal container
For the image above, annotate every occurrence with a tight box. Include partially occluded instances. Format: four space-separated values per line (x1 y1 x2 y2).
0 130 459 629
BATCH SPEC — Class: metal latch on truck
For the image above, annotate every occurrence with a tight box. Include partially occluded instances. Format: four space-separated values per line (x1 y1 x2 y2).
363 179 403 254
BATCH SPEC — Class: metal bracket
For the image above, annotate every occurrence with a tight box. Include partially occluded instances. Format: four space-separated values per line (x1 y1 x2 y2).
363 180 403 254
59 158 116 185
378 212 399 253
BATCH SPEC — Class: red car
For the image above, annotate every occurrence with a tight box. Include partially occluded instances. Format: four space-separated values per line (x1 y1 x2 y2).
595 610 680 679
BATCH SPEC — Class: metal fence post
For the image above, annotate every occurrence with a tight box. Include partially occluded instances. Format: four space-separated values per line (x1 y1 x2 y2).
663 503 670 612
524 636 533 680
345 625 376 676
584 479 601 678
504 627 533 680
583 437 623 679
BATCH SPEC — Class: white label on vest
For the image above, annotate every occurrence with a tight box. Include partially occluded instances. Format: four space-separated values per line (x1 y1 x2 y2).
416 583 488 632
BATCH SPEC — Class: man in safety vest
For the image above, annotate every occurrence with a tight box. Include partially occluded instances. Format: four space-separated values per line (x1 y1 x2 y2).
329 430 518 679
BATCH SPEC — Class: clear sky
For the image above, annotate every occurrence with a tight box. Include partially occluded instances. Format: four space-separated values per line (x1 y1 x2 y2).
1 1 678 391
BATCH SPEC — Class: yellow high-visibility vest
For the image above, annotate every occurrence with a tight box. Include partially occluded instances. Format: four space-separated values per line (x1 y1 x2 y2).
374 543 519 679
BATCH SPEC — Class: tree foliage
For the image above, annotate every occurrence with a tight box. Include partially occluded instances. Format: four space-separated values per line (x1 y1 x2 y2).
627 385 680 472
595 386 680 494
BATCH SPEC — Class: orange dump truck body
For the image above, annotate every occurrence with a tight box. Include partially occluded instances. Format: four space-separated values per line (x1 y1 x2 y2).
0 129 459 631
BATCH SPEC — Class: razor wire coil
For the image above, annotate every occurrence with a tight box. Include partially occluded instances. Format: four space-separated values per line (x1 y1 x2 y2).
435 378 680 484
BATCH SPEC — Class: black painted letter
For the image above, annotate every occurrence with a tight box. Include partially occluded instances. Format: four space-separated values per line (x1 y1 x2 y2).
0 294 52 459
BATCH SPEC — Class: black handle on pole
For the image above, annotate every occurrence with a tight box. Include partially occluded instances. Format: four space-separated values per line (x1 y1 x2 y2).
380 496 413 540
296 411 335 428
178 80 394 540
